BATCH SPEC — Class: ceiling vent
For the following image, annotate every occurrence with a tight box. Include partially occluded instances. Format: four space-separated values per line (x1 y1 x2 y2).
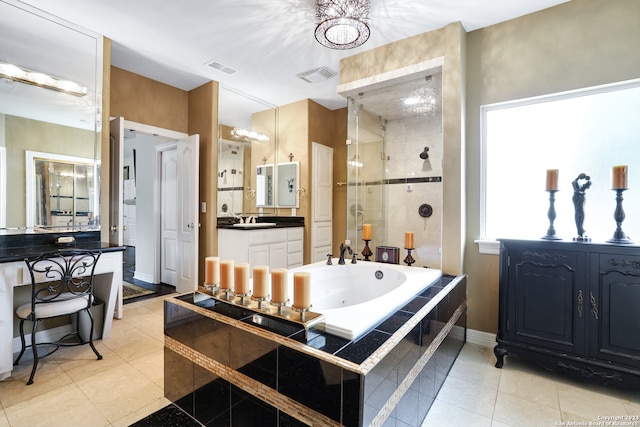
204 59 238 75
296 66 337 83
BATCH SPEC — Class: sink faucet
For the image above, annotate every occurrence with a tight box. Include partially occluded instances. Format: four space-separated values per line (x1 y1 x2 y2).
338 241 353 265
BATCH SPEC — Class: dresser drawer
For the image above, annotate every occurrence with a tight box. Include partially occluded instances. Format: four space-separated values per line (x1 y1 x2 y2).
287 240 303 254
287 227 303 241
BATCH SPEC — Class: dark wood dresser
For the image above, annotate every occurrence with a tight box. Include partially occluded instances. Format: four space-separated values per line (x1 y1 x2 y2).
495 239 640 387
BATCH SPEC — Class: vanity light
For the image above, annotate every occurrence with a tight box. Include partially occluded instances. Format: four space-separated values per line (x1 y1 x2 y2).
230 127 269 143
0 61 87 97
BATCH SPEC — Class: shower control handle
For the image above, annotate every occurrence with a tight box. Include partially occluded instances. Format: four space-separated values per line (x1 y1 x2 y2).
356 210 364 231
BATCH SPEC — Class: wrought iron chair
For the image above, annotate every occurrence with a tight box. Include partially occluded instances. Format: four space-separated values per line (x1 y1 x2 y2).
14 250 103 385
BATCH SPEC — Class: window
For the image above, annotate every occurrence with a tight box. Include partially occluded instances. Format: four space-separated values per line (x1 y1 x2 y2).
480 79 640 253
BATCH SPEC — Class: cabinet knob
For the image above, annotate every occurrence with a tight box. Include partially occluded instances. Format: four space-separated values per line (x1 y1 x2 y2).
589 292 599 320
577 290 583 318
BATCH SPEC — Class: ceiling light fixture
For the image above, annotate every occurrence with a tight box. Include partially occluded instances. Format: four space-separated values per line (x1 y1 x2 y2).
315 0 370 50
231 127 269 143
0 61 87 97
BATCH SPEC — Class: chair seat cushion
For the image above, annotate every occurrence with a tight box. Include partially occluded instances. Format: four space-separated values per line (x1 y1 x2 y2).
16 293 92 320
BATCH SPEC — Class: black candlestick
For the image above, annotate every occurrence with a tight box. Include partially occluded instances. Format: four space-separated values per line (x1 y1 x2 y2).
607 188 633 244
542 190 561 240
403 248 415 266
362 239 373 261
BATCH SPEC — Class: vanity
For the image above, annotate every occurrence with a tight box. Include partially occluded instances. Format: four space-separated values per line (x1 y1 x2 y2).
0 231 124 381
217 216 304 272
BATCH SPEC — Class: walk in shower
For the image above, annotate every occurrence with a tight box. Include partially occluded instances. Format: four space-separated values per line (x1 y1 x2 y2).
344 69 444 268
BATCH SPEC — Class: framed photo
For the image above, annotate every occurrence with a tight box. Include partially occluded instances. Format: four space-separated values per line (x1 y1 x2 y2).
376 246 400 264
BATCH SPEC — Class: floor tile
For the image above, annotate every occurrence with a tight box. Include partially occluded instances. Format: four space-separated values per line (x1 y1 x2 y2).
422 399 492 427
436 375 498 417
493 391 562 427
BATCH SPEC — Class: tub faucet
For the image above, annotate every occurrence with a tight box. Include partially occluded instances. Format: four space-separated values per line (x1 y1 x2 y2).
338 241 353 265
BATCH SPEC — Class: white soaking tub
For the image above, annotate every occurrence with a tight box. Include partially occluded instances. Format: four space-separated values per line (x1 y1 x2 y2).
287 260 442 340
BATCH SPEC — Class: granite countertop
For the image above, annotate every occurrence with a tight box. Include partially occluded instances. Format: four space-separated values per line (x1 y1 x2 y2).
216 216 304 229
0 230 125 262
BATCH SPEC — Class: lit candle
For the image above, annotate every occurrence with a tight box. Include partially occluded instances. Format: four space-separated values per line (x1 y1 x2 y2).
252 265 269 299
546 169 559 191
405 231 414 249
234 263 250 295
612 165 628 189
204 256 220 285
271 268 288 303
293 271 311 309
363 224 371 240
220 260 234 290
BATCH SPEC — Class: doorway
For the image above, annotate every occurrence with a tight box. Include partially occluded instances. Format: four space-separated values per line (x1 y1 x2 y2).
111 118 199 297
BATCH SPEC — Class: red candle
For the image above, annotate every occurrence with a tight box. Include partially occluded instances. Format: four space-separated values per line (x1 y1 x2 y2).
546 169 559 191
612 165 628 189
405 232 414 249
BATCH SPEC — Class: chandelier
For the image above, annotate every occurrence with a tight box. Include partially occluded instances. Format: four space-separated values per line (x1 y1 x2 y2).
315 0 370 50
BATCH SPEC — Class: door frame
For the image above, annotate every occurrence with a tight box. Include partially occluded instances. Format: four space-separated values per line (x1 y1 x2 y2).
121 120 187 284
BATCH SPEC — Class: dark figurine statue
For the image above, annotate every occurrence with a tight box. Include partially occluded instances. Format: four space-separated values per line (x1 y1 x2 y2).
572 173 592 240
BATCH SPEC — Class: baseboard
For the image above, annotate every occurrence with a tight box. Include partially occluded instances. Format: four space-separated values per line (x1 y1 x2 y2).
466 328 496 348
12 324 74 353
133 271 154 283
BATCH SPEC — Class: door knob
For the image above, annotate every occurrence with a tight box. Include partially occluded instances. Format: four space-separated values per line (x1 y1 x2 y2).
110 225 117 232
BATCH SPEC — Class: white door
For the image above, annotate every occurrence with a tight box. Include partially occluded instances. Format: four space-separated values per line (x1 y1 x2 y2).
109 117 124 246
176 134 199 293
312 142 333 262
161 149 177 285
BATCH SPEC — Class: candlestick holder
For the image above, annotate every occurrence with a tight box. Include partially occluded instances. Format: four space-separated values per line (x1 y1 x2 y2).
403 248 415 266
270 300 289 316
234 291 251 305
607 188 633 244
251 295 269 310
203 282 219 293
542 190 562 240
292 305 312 322
362 239 373 261
219 288 233 301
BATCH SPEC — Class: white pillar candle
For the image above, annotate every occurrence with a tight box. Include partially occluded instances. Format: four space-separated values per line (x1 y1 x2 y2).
204 256 220 284
252 265 269 299
293 271 311 309
220 260 234 290
271 268 288 303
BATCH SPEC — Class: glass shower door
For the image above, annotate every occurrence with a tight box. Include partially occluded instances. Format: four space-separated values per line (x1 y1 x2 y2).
346 98 387 256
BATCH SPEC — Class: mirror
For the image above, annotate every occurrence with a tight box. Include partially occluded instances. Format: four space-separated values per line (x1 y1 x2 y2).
276 161 300 208
0 2 103 232
26 151 99 229
256 164 274 208
218 86 277 217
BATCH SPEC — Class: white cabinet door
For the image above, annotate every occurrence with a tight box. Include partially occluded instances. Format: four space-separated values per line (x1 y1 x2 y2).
270 242 287 269
248 244 270 268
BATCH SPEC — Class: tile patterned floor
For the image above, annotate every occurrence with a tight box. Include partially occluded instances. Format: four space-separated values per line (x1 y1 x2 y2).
1 294 638 426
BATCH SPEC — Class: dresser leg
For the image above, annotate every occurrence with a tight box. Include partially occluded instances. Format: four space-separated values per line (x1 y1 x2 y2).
494 345 507 368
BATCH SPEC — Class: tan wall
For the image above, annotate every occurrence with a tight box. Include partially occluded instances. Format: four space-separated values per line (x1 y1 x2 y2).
465 0 640 334
110 66 189 133
100 38 111 242
330 108 348 255
188 81 218 283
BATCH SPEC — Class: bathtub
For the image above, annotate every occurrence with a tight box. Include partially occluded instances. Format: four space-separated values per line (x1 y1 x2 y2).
287 260 442 340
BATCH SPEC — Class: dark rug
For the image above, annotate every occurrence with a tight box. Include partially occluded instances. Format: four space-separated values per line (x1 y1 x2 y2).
123 282 155 300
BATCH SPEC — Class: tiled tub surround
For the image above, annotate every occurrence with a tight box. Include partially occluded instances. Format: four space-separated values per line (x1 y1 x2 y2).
164 274 466 426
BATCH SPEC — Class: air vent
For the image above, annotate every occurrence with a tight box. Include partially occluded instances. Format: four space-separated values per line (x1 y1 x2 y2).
204 59 238 75
296 66 337 83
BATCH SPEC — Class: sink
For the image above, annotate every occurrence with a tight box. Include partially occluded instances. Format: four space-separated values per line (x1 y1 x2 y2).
232 222 277 228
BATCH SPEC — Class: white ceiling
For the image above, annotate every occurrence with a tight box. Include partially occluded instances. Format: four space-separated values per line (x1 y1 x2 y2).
16 0 570 113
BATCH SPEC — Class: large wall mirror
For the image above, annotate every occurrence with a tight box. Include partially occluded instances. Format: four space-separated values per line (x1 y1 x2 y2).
218 86 277 216
0 1 103 232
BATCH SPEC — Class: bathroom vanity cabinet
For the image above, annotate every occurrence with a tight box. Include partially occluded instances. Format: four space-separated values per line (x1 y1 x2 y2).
495 239 640 386
218 226 303 272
